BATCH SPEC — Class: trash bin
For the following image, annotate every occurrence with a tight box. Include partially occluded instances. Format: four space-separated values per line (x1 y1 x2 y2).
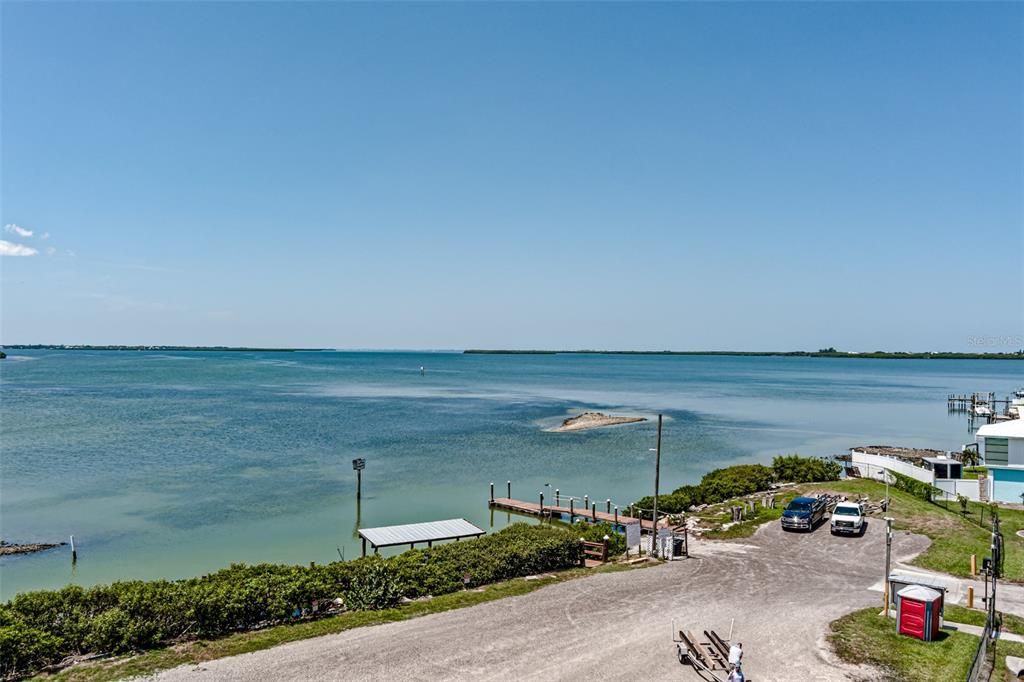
897 585 943 641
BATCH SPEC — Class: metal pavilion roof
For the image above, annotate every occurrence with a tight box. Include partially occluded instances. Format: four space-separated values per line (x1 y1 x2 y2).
358 518 485 549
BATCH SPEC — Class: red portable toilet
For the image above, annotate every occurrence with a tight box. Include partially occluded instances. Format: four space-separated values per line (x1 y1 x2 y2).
897 585 943 641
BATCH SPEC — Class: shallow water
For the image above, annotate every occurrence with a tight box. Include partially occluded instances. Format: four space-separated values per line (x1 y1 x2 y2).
1 350 1020 598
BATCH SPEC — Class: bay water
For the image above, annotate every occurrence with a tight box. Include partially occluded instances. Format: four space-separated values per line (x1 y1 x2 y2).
2 350 1021 599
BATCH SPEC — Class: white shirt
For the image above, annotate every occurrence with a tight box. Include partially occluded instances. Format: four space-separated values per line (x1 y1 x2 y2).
728 645 743 666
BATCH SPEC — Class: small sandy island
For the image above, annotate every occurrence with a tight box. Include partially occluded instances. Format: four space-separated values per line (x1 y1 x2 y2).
550 411 647 432
0 540 65 556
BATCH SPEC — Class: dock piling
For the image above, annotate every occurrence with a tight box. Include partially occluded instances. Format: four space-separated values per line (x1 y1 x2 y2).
591 503 597 521
555 489 560 506
569 498 575 523
507 481 511 498
70 535 76 564
606 498 611 513
489 482 494 503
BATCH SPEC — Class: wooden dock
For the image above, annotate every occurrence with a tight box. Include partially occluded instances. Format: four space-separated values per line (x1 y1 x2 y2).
489 497 656 531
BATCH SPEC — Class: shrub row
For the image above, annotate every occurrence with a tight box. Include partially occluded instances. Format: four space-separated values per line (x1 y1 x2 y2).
0 523 582 678
888 470 941 502
632 455 842 514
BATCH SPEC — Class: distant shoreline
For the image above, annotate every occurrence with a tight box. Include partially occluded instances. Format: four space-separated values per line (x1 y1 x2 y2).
2 345 1020 360
465 349 1024 360
0 345 331 353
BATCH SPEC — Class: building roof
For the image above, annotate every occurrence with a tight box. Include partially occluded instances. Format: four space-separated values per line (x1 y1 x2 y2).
977 418 1024 439
358 518 485 548
897 584 943 602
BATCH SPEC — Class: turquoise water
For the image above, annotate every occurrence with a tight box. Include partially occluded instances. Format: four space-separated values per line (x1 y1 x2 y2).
2 351 1021 599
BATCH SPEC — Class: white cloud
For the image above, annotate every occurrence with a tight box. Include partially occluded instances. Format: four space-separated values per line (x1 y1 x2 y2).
4 223 33 238
0 240 39 257
45 246 57 256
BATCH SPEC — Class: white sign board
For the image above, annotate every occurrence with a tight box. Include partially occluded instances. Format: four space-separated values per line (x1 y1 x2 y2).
625 521 641 551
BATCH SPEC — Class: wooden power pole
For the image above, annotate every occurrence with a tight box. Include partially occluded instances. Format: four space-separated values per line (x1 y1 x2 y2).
652 414 662 557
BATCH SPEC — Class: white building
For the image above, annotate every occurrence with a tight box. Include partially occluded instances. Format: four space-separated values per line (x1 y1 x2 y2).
977 419 1024 503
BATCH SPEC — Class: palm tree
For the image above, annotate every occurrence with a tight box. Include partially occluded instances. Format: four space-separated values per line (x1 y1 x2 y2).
959 447 980 468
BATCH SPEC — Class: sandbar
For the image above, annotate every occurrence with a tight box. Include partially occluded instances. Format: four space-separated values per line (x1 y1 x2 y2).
550 411 647 432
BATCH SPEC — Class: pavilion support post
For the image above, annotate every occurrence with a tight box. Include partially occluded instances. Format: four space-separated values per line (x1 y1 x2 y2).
361 537 366 557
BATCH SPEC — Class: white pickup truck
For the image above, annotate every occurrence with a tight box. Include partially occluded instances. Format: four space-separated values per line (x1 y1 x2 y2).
830 501 865 536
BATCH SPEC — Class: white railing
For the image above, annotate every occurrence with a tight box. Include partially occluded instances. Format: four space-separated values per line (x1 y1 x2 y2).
934 478 990 503
850 451 935 485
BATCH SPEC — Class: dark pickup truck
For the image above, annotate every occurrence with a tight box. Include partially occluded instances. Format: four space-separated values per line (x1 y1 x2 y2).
780 496 827 532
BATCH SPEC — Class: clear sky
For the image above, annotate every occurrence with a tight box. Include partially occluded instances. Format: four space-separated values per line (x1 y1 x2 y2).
2 2 1021 351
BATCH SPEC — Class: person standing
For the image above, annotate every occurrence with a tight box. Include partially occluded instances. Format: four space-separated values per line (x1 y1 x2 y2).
728 641 743 669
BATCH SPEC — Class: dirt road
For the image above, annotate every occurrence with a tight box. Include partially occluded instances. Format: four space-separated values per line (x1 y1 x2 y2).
148 520 929 682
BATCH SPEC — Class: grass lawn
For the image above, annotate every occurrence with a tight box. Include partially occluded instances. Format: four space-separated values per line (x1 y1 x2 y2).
829 608 977 682
30 563 644 682
963 467 988 480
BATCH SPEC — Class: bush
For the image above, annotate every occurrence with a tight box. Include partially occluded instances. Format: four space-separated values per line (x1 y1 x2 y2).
0 609 63 678
889 471 941 501
0 524 582 677
772 455 841 483
572 521 627 556
344 559 401 611
700 464 775 501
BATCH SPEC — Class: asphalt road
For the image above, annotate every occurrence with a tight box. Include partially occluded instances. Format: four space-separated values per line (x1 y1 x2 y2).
148 520 930 682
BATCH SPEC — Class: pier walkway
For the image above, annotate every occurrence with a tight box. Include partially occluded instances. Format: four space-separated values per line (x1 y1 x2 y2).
489 497 655 531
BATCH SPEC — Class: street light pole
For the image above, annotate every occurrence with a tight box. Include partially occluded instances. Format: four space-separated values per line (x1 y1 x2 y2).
651 414 662 558
883 516 894 617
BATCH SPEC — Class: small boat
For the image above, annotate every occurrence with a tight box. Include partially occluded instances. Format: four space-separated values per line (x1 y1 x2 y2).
973 404 993 417
1009 389 1024 418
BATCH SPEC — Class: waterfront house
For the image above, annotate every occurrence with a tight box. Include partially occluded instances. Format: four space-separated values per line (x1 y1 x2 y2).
976 419 1024 503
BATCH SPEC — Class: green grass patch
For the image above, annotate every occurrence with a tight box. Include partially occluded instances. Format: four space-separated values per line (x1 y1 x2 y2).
30 563 641 682
962 467 987 480
829 608 977 682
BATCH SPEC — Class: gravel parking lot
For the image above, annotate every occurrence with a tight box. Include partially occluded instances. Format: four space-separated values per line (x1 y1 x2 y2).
149 519 930 682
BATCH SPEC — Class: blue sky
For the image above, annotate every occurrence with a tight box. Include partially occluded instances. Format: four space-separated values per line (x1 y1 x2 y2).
2 2 1021 350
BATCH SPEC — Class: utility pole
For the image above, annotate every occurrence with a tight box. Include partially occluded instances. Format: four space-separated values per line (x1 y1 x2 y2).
883 516 893 616
652 414 662 558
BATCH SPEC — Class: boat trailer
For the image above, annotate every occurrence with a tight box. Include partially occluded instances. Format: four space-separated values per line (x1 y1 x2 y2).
672 620 734 681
